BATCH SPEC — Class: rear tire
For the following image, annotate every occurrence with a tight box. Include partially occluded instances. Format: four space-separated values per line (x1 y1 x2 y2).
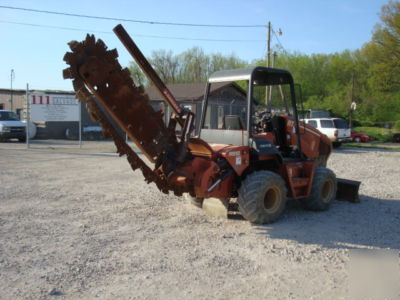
301 167 337 211
184 194 204 208
354 137 361 143
19 137 26 143
237 171 287 224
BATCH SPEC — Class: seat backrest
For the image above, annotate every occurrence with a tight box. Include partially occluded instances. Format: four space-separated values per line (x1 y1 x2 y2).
271 116 287 147
223 115 244 130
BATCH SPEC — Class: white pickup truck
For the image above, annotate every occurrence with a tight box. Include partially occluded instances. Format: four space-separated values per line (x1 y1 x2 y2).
0 110 26 142
304 117 351 147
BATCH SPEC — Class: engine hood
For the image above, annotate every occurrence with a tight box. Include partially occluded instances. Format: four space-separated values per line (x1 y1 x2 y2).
0 120 26 127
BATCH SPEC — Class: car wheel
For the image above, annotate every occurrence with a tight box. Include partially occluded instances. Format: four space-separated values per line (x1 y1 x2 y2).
354 137 361 143
88 133 95 140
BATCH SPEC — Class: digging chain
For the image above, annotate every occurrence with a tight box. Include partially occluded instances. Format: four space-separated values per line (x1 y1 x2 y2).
63 34 169 193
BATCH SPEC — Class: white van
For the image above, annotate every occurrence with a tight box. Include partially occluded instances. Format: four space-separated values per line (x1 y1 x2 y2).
304 118 351 147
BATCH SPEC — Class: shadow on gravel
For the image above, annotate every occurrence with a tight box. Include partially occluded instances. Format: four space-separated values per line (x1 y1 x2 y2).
253 194 400 250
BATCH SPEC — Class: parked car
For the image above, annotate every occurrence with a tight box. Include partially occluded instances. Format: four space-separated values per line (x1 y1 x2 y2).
65 126 104 140
351 131 372 143
304 117 351 147
0 110 26 142
83 126 104 140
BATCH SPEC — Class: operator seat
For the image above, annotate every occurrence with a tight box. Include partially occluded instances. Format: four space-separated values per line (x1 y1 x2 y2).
271 115 287 147
223 115 245 130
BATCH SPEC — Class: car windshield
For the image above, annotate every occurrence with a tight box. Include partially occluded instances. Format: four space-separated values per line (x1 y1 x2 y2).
333 119 349 129
0 111 19 121
320 120 334 128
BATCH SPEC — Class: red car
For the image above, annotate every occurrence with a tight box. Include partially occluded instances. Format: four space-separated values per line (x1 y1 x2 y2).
351 131 372 143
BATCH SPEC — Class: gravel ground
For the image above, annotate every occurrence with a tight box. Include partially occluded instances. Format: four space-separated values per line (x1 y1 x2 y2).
0 141 399 299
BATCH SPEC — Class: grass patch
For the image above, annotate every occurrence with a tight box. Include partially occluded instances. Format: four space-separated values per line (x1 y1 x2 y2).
346 142 400 151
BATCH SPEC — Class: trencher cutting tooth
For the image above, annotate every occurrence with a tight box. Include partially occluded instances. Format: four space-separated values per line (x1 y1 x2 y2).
95 39 106 50
106 49 119 60
83 34 96 47
62 68 74 80
68 40 80 51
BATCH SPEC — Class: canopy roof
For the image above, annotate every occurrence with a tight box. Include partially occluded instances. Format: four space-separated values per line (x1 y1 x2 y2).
208 66 294 86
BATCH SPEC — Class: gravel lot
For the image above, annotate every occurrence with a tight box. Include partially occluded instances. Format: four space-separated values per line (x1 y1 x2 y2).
1 141 399 299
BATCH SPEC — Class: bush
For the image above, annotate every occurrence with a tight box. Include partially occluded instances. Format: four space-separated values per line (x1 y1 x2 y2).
358 120 376 127
351 119 362 127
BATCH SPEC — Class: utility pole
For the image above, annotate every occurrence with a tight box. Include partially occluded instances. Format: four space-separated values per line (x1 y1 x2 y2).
265 21 271 105
10 69 15 111
349 74 355 130
26 83 30 148
267 22 271 68
267 52 277 110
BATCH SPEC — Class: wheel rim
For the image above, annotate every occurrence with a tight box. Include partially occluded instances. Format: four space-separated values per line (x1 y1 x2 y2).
321 179 333 203
263 187 281 213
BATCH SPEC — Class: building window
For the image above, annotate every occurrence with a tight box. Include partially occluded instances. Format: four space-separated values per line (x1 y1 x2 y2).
204 104 211 129
217 105 224 128
16 108 22 119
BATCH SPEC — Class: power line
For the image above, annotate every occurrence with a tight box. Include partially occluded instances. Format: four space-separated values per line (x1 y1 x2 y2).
0 20 112 35
271 26 288 54
0 5 267 28
0 20 265 43
136 34 264 43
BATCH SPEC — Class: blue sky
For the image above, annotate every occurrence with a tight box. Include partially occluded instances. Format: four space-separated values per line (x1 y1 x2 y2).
0 0 388 91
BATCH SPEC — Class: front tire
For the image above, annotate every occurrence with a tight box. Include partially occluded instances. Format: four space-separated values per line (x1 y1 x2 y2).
237 171 287 224
301 167 337 211
354 137 361 143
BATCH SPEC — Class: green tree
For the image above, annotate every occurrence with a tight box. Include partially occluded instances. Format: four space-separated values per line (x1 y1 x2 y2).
363 1 400 92
209 53 246 74
128 62 146 86
150 49 180 83
178 47 210 83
